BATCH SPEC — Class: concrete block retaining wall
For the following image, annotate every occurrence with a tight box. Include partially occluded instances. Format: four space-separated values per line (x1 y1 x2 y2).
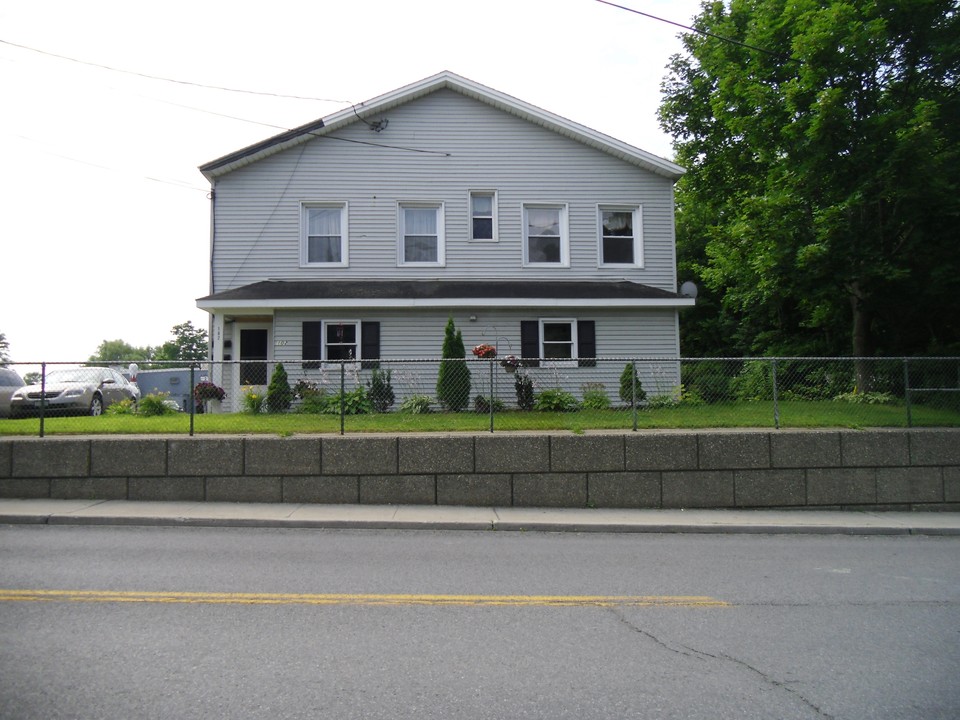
1 430 959 510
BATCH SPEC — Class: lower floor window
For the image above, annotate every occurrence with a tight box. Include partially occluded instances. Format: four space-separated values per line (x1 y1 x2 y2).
521 319 596 368
302 321 381 369
541 320 576 359
325 322 358 361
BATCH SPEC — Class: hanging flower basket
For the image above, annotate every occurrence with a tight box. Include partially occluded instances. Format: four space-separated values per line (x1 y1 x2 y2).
499 355 520 373
472 344 497 359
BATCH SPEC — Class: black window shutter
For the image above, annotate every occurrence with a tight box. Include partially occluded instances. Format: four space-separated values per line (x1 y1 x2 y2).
520 321 540 367
578 320 596 367
360 322 380 369
302 321 322 369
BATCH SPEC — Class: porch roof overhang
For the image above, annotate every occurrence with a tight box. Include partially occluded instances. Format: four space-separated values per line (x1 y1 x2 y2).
197 279 696 313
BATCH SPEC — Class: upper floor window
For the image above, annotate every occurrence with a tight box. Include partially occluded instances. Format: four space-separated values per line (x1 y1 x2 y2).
301 203 348 267
523 204 569 266
470 191 497 241
399 203 445 266
599 206 642 267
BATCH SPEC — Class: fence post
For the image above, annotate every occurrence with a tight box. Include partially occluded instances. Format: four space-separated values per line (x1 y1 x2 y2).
771 358 780 430
339 361 346 436
489 358 495 433
189 364 196 437
631 359 638 432
903 358 912 428
39 362 46 438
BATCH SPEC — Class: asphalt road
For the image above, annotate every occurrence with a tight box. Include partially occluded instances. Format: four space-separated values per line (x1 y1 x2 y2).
1 526 958 719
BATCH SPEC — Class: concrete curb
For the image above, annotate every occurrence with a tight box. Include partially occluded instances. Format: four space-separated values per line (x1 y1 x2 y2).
2 500 959 536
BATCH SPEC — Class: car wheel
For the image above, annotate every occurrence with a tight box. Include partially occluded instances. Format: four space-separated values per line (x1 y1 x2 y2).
90 395 104 417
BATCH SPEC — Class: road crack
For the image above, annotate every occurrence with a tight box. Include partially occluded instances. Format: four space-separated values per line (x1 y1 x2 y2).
608 607 835 719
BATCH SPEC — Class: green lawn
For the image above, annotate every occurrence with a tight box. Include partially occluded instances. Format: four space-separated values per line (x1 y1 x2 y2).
2 401 958 436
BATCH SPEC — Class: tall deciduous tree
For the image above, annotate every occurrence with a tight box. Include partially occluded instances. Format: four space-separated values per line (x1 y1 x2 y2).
89 339 153 363
154 321 209 362
660 0 960 379
0 332 9 366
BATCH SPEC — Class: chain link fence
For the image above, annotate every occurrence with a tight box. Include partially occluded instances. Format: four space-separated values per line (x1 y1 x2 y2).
2 357 958 436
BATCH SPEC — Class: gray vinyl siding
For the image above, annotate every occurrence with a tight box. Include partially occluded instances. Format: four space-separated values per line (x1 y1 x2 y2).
210 89 678 294
216 308 679 411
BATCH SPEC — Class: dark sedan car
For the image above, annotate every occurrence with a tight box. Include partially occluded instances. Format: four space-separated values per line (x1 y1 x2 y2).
9 367 141 418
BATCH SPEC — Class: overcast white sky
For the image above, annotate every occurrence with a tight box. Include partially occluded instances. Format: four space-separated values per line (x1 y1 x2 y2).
1 0 702 365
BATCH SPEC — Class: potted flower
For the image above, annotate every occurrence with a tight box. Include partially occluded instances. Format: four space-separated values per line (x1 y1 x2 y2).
499 355 521 373
472 343 497 359
194 381 226 413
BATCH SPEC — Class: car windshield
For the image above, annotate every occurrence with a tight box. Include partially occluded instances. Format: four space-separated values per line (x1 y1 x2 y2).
45 369 99 384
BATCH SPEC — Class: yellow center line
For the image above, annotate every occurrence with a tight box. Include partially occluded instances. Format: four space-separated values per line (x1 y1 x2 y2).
0 589 729 608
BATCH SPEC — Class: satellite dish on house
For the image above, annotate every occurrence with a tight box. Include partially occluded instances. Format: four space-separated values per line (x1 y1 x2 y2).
680 281 699 299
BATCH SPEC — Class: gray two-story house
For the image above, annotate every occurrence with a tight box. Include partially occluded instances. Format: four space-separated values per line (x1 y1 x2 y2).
197 71 692 411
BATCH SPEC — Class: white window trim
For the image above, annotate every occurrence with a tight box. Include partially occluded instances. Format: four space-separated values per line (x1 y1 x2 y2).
398 202 446 267
300 202 349 268
539 318 578 368
522 203 569 267
323 319 361 366
597 204 643 268
468 190 498 242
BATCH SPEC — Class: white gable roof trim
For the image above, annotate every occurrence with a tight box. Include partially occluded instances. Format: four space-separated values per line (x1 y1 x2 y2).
199 71 685 181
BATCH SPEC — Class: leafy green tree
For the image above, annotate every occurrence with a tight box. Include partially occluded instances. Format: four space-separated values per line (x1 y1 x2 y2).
89 339 153 363
436 316 471 411
266 362 292 413
660 0 960 378
154 321 209 362
0 332 9 366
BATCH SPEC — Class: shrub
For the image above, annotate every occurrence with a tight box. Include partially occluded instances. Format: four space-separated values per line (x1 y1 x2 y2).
474 395 505 413
514 372 535 411
535 388 580 412
681 361 733 403
398 395 433 414
297 391 331 414
833 391 894 405
436 317 471 411
241 389 266 414
730 360 774 401
266 363 293 413
137 392 178 416
294 379 323 399
581 383 611 410
366 368 396 413
106 398 136 415
331 387 371 415
619 364 647 406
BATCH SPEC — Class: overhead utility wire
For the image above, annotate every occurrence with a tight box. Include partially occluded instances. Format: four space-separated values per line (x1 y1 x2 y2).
146 95 450 156
0 38 353 102
593 0 788 61
3 39 450 158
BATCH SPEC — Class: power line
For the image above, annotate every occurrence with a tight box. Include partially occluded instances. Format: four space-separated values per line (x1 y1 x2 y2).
0 37 354 103
10 133 209 192
3 39 450 158
593 0 788 61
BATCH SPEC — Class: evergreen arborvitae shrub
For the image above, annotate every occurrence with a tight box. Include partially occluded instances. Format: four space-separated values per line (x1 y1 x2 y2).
367 368 395 413
619 363 647 406
266 363 293 413
436 317 471 411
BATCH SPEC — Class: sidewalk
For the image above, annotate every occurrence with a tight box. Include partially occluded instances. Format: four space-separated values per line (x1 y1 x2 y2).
1 499 959 535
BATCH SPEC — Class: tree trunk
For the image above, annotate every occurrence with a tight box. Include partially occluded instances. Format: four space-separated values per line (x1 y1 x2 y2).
850 284 874 393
